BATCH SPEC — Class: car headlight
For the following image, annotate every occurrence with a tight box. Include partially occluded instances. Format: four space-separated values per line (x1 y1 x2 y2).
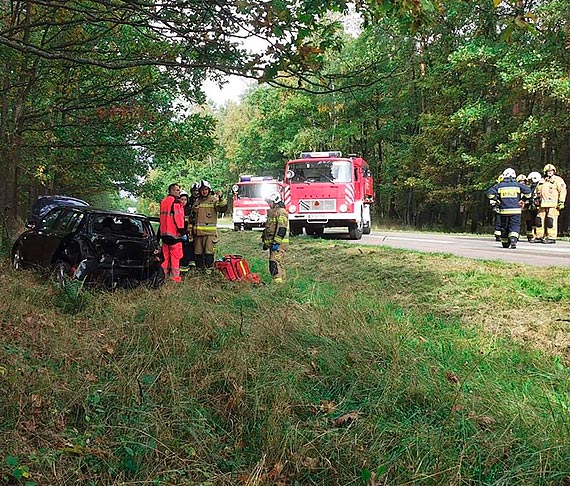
339 204 348 213
288 205 297 214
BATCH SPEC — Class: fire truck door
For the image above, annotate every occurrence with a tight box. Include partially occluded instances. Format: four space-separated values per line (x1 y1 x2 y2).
354 167 362 200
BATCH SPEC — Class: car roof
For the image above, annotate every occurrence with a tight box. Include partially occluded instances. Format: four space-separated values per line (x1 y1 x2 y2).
51 206 150 220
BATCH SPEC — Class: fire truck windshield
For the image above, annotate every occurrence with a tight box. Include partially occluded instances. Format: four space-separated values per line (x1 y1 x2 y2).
288 160 352 183
236 182 280 199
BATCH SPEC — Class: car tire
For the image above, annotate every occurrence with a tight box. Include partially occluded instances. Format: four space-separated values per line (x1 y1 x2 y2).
11 245 23 270
53 260 72 288
148 267 165 289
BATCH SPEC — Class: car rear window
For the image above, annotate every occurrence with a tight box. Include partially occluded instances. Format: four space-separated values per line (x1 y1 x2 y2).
92 215 149 238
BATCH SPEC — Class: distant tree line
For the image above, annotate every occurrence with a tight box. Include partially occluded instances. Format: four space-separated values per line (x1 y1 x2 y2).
215 0 570 232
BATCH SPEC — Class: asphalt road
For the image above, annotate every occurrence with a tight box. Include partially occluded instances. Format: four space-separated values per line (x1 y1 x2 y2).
321 229 570 267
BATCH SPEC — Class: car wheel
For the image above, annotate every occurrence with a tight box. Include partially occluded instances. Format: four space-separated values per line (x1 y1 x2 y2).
148 267 165 289
53 260 72 288
11 246 23 270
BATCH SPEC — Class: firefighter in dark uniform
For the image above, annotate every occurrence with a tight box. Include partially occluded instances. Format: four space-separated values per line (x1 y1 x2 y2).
262 192 289 283
493 174 504 241
191 180 228 271
487 168 531 249
523 171 542 242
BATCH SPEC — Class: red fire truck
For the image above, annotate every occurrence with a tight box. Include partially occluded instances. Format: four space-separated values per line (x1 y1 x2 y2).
282 151 374 239
231 176 283 231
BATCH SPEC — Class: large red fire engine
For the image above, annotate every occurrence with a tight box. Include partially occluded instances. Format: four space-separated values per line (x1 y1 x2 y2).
282 151 374 239
231 176 283 231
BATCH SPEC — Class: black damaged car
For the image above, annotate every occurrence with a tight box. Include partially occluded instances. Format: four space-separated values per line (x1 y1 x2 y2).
12 206 164 288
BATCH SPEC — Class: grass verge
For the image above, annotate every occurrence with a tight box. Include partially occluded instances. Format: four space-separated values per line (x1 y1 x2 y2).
1 229 570 485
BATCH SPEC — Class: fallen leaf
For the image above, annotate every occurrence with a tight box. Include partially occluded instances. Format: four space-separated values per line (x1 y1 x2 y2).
445 371 460 384
267 461 284 480
332 411 361 427
85 372 98 383
303 457 320 470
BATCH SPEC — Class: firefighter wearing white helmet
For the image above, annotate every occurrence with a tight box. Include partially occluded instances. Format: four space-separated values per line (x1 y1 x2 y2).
531 164 566 244
261 192 289 283
191 180 228 271
487 167 531 249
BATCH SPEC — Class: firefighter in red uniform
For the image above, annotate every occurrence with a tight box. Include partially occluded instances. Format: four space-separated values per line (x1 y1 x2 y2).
262 193 289 283
159 183 186 282
191 180 228 272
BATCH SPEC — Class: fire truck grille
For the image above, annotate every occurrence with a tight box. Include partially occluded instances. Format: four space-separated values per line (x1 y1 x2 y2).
298 199 336 212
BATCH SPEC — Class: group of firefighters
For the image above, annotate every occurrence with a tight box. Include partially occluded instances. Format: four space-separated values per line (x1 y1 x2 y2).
487 164 567 249
159 180 288 283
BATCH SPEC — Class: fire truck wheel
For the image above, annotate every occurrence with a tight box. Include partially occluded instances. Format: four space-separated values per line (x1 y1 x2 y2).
363 221 371 235
348 220 363 240
233 224 242 231
290 222 304 236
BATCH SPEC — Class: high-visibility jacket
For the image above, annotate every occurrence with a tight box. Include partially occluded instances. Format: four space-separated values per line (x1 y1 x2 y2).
487 177 531 215
159 195 185 242
536 175 566 208
191 193 228 237
262 205 289 248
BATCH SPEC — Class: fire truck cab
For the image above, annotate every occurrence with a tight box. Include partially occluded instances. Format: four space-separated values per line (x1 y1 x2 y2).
283 151 374 239
232 176 282 231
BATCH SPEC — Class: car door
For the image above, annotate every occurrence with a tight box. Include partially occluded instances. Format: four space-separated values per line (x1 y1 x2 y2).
40 209 85 265
19 208 66 266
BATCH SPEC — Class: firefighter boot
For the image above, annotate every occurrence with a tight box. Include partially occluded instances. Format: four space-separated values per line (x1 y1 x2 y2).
509 236 517 249
204 254 215 274
195 254 205 270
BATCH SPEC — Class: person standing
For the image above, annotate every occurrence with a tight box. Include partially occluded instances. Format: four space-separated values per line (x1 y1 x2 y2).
531 164 566 244
493 174 504 241
159 183 186 282
487 168 531 249
261 193 289 283
191 180 228 272
524 171 542 242
178 191 194 273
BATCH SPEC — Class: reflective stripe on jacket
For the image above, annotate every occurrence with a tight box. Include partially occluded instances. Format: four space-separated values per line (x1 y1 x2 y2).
262 206 289 247
487 177 531 215
192 193 228 237
537 175 566 208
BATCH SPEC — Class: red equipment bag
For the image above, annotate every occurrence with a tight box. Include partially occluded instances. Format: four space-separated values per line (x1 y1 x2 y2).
215 254 259 282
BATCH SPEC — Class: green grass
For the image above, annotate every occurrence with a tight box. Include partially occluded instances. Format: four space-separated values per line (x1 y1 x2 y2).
1 229 570 485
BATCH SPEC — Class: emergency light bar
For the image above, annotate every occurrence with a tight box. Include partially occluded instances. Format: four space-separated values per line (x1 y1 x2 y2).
300 151 342 158
239 175 275 182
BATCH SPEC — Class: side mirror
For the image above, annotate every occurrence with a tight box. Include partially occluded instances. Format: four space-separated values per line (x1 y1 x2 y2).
286 169 295 180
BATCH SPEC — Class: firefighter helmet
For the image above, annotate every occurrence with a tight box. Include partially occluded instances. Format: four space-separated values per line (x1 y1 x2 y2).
265 192 282 204
516 174 526 183
502 168 516 179
191 182 200 191
199 180 212 190
180 190 189 198
543 163 556 174
527 171 541 183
